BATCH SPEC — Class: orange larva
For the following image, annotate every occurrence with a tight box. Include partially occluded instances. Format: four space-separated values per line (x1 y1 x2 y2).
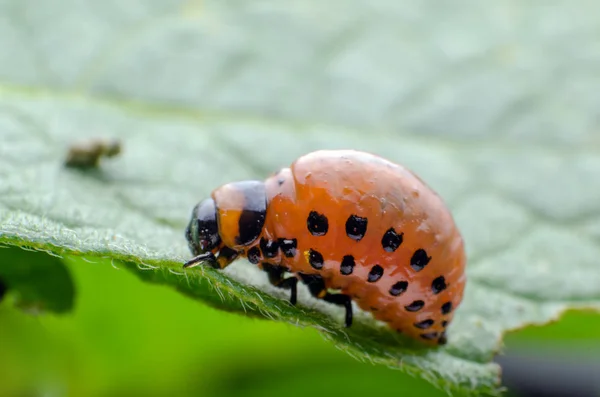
184 150 466 345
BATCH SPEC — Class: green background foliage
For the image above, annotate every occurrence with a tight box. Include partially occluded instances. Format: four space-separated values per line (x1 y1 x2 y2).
1 0 600 396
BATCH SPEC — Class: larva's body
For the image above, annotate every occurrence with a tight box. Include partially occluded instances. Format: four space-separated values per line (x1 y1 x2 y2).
185 150 466 345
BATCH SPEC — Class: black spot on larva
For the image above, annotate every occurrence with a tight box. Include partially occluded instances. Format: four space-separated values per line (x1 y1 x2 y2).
370 306 379 311
414 319 434 329
367 265 384 282
233 181 267 246
308 249 324 270
277 177 285 186
431 276 447 294
237 209 266 245
441 301 453 315
405 300 425 312
307 211 329 236
410 248 431 271
259 238 279 258
247 246 261 264
381 227 403 252
219 246 239 263
389 281 408 296
438 332 448 345
279 238 297 258
345 215 368 241
420 332 439 341
340 255 355 275
441 320 448 328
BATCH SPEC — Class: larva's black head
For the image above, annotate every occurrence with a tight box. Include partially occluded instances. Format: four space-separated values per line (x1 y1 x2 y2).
184 180 267 270
184 198 221 267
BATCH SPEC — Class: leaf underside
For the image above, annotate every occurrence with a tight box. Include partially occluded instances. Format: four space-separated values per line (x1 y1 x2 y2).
0 246 75 313
1 1 600 395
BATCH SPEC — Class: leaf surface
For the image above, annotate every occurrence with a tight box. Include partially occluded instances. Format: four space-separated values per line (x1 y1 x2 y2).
1 1 600 395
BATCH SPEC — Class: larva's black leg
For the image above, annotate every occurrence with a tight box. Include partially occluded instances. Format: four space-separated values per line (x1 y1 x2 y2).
298 273 353 328
278 277 298 305
323 293 353 327
261 263 298 305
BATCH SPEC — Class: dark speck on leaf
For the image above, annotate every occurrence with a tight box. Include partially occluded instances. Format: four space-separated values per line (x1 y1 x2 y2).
65 138 122 169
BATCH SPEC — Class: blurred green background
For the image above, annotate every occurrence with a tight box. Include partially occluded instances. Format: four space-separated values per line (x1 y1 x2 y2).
2 251 599 397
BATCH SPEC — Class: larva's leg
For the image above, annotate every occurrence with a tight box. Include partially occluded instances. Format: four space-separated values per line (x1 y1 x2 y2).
261 263 298 305
297 273 353 327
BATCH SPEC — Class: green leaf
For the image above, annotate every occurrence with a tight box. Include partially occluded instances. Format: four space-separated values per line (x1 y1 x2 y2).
1 1 599 395
0 246 75 314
